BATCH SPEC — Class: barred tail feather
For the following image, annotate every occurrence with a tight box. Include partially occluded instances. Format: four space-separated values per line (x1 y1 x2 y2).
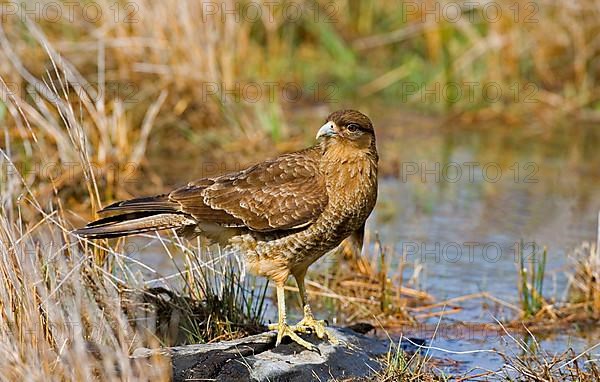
73 212 195 239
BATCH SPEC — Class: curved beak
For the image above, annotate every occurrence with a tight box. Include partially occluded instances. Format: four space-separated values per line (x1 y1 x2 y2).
316 121 337 139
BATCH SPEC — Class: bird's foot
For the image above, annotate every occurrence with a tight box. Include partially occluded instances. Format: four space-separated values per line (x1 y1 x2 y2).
267 322 319 352
291 305 338 345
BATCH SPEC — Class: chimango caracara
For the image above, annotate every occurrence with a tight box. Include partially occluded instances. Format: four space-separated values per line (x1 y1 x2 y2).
75 109 378 350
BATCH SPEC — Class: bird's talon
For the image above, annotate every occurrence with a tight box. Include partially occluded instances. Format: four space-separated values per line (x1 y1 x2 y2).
313 345 322 355
271 322 317 351
292 310 338 344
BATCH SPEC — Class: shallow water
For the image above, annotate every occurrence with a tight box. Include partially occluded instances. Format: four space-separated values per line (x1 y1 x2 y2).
373 114 599 305
142 108 600 374
367 111 600 374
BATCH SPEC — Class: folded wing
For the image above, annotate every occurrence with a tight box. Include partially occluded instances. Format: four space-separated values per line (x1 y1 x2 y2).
172 147 328 231
76 147 328 238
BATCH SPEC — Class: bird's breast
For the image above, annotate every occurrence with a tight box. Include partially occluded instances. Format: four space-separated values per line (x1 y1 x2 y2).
225 152 378 280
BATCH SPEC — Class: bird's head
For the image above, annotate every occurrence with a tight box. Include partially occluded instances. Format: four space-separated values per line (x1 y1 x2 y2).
317 109 378 200
316 109 376 152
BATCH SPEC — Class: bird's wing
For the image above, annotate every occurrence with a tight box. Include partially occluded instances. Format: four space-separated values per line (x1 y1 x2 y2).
170 147 328 232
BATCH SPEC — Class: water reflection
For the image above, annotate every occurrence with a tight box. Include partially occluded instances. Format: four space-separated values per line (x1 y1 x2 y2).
372 115 600 310
368 112 600 373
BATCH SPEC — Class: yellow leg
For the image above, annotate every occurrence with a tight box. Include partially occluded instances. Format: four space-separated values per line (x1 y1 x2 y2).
267 282 317 351
291 272 338 344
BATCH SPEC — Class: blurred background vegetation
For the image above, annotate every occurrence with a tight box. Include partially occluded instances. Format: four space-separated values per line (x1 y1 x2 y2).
2 0 600 206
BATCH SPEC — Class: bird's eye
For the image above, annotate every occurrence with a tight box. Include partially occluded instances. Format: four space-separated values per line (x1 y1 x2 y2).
347 123 360 132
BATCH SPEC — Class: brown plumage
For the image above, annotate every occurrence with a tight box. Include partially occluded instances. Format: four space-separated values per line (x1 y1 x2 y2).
74 109 378 350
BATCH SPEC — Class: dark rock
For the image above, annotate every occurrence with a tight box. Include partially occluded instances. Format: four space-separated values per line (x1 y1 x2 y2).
132 326 391 381
345 322 375 334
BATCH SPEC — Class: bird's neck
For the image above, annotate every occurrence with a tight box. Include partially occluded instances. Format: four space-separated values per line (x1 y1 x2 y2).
320 143 378 201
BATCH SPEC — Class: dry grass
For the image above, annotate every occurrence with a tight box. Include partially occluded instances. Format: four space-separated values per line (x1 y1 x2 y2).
374 344 450 382
354 0 600 119
0 16 170 209
567 239 600 317
494 322 600 382
2 1 600 158
2 1 600 217
297 233 435 326
506 218 600 330
369 315 600 381
497 348 600 381
0 18 269 379
0 202 171 380
0 193 268 380
127 237 269 346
